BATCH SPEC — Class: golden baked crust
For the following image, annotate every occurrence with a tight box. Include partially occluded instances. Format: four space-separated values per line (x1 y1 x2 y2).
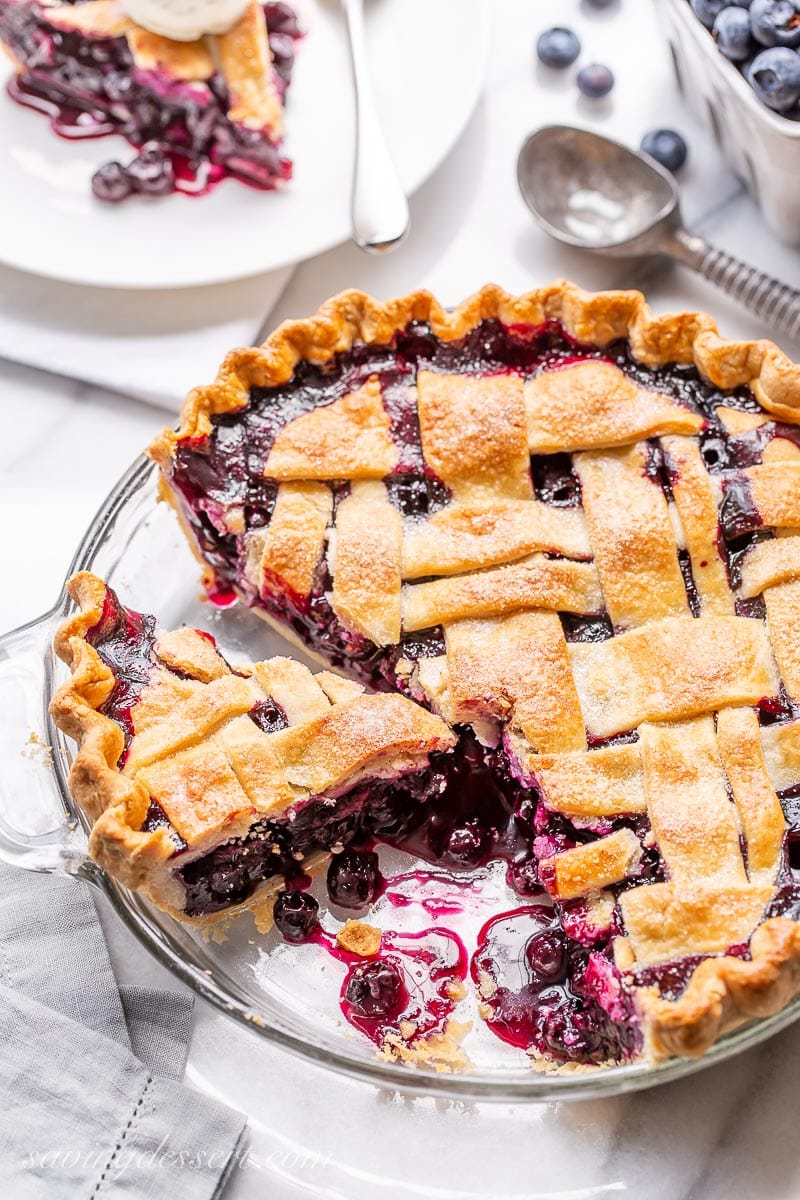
50 572 456 928
147 280 800 1065
216 0 283 133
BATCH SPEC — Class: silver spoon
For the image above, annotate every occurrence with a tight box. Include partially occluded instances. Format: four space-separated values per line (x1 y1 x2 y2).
340 0 410 253
517 125 800 342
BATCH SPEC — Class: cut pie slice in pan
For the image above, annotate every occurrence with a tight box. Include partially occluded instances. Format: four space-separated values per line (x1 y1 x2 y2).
50 571 456 929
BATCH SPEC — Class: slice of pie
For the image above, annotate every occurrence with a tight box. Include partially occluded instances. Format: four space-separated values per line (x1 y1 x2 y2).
0 0 299 201
148 281 800 1066
51 571 456 927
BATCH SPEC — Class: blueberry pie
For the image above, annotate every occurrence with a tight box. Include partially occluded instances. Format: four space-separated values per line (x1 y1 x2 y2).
145 281 800 1066
0 0 299 201
51 571 456 927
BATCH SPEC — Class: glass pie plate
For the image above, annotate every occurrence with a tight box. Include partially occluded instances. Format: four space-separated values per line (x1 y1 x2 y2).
3 452 800 1104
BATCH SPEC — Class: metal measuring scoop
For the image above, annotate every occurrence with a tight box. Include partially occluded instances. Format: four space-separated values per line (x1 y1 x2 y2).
517 125 800 341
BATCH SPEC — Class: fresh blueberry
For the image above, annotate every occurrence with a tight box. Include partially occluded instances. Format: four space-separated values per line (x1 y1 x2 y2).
126 143 175 195
750 0 800 48
713 5 755 57
576 62 615 97
640 128 689 171
747 45 800 108
344 960 405 1018
273 889 320 943
326 849 381 909
91 161 131 203
536 27 581 69
691 0 733 27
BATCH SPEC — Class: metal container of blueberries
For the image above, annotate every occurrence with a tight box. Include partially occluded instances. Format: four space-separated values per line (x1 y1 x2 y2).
656 0 800 245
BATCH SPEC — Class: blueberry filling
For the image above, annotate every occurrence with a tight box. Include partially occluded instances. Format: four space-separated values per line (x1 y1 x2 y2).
340 929 467 1047
249 697 289 734
175 732 535 917
343 959 406 1019
472 907 640 1065
85 584 157 744
0 0 299 201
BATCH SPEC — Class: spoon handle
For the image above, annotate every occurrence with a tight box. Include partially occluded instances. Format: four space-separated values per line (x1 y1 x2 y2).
340 0 410 254
667 228 800 343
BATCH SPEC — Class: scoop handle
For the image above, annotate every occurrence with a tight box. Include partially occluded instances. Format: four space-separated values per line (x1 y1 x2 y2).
668 227 800 343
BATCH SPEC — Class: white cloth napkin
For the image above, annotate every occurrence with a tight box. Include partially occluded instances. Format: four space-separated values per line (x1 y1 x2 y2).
0 861 248 1199
0 261 294 411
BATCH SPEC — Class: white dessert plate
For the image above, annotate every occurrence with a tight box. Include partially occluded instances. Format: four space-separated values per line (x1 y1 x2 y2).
0 0 488 288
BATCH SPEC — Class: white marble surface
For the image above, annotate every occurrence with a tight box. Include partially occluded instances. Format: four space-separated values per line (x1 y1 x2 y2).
5 0 800 1196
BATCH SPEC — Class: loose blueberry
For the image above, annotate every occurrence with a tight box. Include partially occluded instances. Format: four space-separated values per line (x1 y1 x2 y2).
713 5 755 57
750 0 800 48
576 62 615 97
526 929 568 983
91 161 132 203
747 45 800 108
690 0 733 27
640 128 689 171
326 849 381 909
536 27 581 69
126 144 175 195
273 889 320 943
344 960 405 1018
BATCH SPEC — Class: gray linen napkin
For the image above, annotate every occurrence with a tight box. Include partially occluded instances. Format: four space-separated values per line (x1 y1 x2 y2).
0 863 248 1198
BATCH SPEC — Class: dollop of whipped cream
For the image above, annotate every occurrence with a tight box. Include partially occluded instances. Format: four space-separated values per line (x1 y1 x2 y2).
120 0 251 41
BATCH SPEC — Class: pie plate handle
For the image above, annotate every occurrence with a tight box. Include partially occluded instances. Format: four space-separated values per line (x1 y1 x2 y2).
0 612 94 880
